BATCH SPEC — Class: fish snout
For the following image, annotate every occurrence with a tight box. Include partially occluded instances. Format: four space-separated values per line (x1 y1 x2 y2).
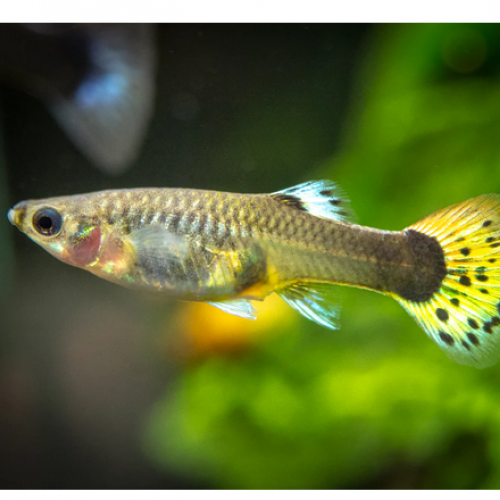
7 209 15 225
7 202 27 230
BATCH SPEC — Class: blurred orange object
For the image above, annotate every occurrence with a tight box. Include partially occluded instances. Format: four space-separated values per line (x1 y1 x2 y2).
173 294 296 359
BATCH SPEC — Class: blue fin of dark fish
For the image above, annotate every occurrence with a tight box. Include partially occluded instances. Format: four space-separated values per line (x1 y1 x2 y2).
271 180 355 222
48 24 156 175
277 282 341 330
208 299 257 319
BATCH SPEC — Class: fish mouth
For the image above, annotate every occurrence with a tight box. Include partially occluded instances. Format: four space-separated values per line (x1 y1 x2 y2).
7 209 15 225
7 202 27 229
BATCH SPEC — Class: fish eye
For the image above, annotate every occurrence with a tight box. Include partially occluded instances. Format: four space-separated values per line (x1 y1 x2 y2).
32 208 63 236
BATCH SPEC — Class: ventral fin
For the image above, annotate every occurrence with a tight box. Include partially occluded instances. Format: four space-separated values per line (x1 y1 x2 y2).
277 281 341 330
208 299 257 320
271 180 355 223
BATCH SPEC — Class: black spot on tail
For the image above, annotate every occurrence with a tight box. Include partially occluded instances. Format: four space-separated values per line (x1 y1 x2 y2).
468 318 479 330
459 276 471 286
483 323 493 334
439 331 455 345
467 332 480 346
436 308 449 321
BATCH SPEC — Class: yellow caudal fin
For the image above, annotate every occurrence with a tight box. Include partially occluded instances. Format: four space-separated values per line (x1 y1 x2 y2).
396 194 500 368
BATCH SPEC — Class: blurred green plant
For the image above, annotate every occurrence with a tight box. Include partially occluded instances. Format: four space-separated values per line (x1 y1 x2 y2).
143 24 500 489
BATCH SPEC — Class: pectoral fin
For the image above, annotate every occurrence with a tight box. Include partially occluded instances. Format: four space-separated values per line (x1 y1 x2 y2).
127 225 190 265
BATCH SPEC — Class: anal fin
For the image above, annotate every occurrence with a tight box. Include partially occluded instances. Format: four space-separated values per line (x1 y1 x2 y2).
277 282 341 330
208 299 257 320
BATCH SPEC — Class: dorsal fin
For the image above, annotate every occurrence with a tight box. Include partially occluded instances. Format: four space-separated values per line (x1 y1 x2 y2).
271 180 355 223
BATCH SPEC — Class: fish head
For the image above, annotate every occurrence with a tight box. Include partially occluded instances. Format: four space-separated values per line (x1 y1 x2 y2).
8 196 104 269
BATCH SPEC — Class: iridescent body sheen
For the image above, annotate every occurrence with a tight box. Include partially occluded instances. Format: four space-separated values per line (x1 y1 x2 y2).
9 181 500 368
8 185 438 300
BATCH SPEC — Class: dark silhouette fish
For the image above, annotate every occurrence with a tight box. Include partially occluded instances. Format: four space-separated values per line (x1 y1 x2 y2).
0 24 156 174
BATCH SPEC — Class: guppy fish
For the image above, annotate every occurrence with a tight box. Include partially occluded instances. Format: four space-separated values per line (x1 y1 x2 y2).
8 181 500 368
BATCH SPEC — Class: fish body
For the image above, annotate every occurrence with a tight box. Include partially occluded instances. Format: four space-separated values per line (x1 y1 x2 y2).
7 185 437 301
8 181 500 368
